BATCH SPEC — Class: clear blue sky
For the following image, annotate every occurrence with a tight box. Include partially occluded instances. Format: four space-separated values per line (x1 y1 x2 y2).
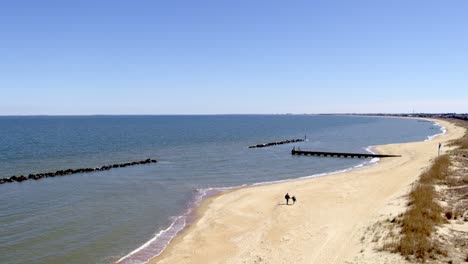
1 0 467 115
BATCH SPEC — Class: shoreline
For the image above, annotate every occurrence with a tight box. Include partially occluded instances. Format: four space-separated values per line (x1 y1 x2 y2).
117 140 382 263
149 118 465 264
126 118 461 264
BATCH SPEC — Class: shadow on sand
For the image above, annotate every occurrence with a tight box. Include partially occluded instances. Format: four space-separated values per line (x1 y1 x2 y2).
277 203 293 206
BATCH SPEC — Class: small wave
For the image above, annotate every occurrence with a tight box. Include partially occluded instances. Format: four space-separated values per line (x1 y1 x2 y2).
115 185 242 264
425 122 446 141
116 216 186 264
364 146 377 155
363 146 380 166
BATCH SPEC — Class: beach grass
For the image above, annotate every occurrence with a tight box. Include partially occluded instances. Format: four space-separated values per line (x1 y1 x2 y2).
388 119 468 261
453 135 468 149
389 155 450 260
451 135 468 149
449 120 468 149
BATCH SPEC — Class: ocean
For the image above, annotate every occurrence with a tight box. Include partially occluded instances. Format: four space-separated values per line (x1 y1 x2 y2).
0 115 443 264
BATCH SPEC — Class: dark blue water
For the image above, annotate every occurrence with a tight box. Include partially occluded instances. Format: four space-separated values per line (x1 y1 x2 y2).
0 115 441 264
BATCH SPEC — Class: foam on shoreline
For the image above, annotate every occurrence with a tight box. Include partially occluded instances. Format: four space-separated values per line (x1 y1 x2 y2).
116 186 242 264
426 121 447 141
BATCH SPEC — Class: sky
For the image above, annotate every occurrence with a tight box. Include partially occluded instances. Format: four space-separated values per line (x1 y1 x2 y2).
0 0 467 115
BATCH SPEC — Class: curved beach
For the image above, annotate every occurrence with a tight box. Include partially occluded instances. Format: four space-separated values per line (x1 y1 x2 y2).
149 119 465 264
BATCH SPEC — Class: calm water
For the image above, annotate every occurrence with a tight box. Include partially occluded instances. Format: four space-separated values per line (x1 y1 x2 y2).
0 115 441 264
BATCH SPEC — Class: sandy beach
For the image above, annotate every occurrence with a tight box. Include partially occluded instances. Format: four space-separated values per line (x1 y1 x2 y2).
149 119 465 264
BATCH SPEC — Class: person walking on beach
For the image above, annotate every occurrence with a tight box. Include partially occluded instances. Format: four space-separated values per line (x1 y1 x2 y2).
285 193 290 205
438 142 442 156
292 195 296 205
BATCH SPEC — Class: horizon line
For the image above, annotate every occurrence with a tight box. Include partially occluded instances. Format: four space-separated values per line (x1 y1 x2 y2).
0 112 465 117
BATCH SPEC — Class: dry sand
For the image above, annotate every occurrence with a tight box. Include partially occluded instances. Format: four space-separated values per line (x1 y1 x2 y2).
149 119 465 264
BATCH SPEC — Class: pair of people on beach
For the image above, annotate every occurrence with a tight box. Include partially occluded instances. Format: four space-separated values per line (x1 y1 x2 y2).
284 193 296 205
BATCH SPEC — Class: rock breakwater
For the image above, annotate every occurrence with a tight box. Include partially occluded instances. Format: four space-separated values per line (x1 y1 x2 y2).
0 158 157 185
248 139 304 148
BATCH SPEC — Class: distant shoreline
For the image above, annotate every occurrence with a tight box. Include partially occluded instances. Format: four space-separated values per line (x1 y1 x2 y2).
0 113 466 119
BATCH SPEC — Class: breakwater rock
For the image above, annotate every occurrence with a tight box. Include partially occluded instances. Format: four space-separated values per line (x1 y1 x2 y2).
0 158 157 185
248 138 304 148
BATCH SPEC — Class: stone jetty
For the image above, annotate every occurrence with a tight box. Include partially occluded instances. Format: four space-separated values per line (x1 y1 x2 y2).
248 138 304 149
0 158 157 185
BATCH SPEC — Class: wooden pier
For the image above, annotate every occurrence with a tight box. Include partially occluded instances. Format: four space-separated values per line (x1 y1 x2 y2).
291 148 401 158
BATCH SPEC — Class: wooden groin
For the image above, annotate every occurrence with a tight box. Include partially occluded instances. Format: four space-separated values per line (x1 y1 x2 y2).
291 148 401 158
0 158 157 185
249 139 304 148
